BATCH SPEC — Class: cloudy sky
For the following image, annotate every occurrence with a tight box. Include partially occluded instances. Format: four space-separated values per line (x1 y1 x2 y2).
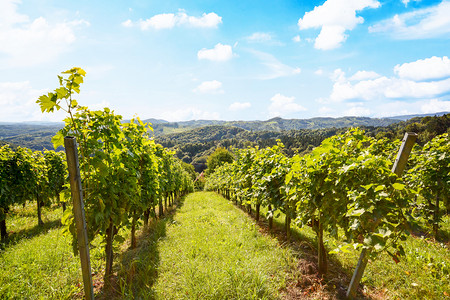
1 0 449 122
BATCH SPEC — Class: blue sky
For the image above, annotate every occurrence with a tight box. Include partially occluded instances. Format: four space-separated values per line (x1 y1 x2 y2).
1 0 449 122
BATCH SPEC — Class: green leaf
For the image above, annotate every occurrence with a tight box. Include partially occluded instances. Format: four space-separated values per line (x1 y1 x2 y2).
36 93 58 113
392 183 405 190
285 171 293 184
77 68 86 76
374 185 385 192
55 87 69 99
362 184 374 191
51 131 65 149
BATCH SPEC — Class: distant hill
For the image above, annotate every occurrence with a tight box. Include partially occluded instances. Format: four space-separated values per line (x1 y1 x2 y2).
1 112 447 154
385 111 449 121
150 116 402 136
0 123 63 151
156 113 449 172
140 118 169 124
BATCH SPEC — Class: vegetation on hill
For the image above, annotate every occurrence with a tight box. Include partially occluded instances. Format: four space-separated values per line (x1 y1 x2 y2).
149 115 402 136
369 114 450 145
0 123 63 151
156 113 449 173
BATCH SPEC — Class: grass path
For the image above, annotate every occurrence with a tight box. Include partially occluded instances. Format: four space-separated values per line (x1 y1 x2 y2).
149 191 294 299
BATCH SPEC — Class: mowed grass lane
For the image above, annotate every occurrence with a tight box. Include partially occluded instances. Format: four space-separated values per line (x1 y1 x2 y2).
152 191 294 299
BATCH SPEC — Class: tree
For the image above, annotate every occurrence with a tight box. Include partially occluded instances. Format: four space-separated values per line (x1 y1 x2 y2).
206 147 233 174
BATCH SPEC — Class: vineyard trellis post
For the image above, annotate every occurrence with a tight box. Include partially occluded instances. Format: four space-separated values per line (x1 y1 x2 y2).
64 137 95 300
346 132 418 299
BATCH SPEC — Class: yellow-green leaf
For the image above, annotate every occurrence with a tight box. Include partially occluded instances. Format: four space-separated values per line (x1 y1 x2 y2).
392 183 405 190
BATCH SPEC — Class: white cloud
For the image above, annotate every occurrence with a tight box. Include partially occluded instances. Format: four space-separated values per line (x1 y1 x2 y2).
344 103 371 116
88 100 111 111
246 32 272 42
268 93 307 117
318 106 335 115
229 102 251 111
369 1 450 39
394 56 450 81
0 0 28 27
0 0 89 67
315 69 324 76
197 43 233 62
328 62 450 103
349 70 381 81
0 81 62 122
374 99 450 117
298 0 380 50
135 11 222 30
0 80 115 122
249 49 301 79
314 25 347 50
292 67 301 74
401 0 420 7
292 35 301 42
159 107 220 121
193 80 224 94
246 32 284 45
331 68 346 82
121 19 133 28
182 12 222 28
420 99 450 113
140 13 176 30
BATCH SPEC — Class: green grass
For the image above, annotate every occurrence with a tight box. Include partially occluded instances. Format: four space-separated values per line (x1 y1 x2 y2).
255 203 450 299
1 203 84 299
2 194 448 299
1 194 295 299
149 192 294 299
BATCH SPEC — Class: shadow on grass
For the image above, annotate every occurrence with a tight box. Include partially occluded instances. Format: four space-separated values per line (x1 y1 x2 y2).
407 216 450 245
95 196 187 299
233 201 374 300
438 227 450 244
1 219 62 249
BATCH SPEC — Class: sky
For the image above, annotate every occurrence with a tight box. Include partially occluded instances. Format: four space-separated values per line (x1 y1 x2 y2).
0 0 449 122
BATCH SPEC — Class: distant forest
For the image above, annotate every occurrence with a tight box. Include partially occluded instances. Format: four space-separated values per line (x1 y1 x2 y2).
156 114 450 172
0 123 63 151
1 114 449 173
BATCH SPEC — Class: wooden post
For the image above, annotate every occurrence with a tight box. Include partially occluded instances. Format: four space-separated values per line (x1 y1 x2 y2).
346 132 417 299
391 132 418 177
64 137 95 300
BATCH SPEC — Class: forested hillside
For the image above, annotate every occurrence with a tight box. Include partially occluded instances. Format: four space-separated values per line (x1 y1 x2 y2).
156 114 450 172
148 115 403 135
0 123 63 151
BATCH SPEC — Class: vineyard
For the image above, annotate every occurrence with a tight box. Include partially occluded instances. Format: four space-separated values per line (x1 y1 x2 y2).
205 129 449 298
1 68 449 299
1 68 194 297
